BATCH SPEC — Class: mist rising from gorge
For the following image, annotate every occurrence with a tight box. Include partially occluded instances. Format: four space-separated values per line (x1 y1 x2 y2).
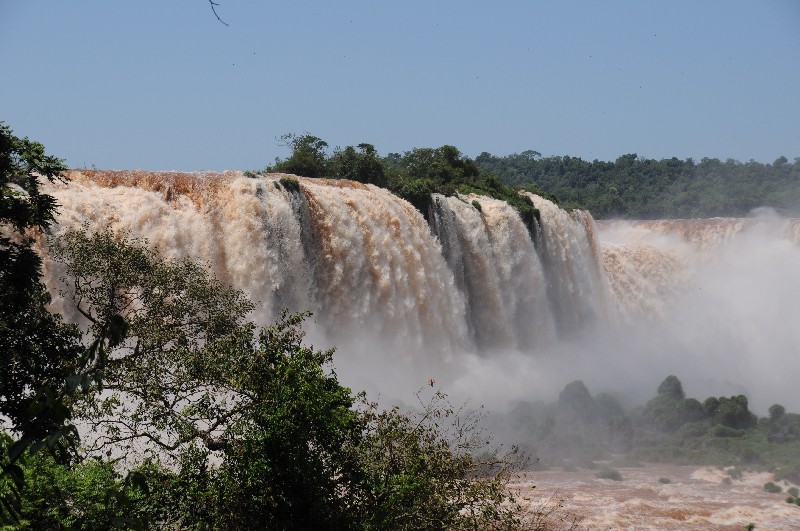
41 170 800 414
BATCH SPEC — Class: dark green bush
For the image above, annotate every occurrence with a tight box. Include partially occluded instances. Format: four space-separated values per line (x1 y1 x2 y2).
764 481 783 493
396 178 433 216
278 176 301 193
769 404 786 421
657 375 685 401
711 424 745 438
596 467 622 481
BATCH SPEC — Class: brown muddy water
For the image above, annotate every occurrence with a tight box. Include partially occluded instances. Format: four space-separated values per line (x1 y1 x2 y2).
512 463 800 529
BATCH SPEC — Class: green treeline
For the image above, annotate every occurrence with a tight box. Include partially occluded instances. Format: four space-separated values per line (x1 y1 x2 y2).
476 152 800 219
502 375 800 485
261 133 545 227
264 133 800 219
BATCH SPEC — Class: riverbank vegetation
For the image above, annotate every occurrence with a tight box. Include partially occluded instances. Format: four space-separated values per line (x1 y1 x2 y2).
498 375 800 488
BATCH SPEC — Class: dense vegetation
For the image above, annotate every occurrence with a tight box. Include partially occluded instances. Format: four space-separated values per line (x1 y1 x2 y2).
262 133 545 230
263 133 800 220
499 375 800 486
1 123 544 529
476 151 800 219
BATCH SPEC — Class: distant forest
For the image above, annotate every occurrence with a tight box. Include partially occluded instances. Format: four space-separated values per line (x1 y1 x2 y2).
263 133 800 219
477 152 800 219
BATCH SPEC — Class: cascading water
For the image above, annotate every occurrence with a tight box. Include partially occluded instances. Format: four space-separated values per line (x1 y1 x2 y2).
430 193 554 350
297 178 469 352
38 169 800 414
523 193 609 335
41 172 616 357
42 171 471 357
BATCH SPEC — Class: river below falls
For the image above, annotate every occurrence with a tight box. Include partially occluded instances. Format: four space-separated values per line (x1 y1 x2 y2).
511 463 800 529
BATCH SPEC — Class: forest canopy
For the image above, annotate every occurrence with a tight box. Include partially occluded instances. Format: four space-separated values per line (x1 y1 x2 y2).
265 133 800 219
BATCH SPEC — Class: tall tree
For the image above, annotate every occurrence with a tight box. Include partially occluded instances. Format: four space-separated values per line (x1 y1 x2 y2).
0 122 81 439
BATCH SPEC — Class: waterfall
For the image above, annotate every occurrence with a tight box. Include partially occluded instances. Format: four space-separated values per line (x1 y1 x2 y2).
41 171 621 359
523 193 609 335
430 194 554 349
298 178 469 352
35 169 800 415
42 171 470 357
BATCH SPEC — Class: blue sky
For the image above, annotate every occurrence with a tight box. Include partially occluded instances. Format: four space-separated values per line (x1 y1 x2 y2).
1 0 798 170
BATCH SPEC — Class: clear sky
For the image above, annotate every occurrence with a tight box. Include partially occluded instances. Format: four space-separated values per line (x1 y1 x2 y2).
1 0 799 170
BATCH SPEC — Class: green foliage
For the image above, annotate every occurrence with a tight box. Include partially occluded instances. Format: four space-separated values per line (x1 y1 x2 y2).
394 178 433 217
769 404 786 421
266 134 544 228
714 396 757 430
0 123 82 439
456 176 540 231
642 383 690 433
658 477 671 484
657 375 685 401
330 143 387 187
703 397 720 417
0 123 89 524
789 487 799 497
10 451 149 529
37 231 533 528
352 391 526 530
476 151 800 218
558 380 598 422
596 467 622 481
134 388 529 529
278 176 301 192
269 133 330 178
471 199 482 212
711 424 746 438
503 373 800 483
210 311 365 530
764 481 783 493
774 463 800 484
50 228 256 458
391 145 480 190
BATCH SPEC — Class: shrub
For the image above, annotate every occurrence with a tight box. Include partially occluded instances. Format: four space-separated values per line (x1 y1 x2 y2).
711 424 745 438
788 487 799 497
658 477 671 484
769 404 786 421
657 375 685 401
596 467 622 481
774 463 800 484
471 199 482 212
278 176 301 193
703 396 720 416
396 178 432 217
764 481 783 493
714 395 757 429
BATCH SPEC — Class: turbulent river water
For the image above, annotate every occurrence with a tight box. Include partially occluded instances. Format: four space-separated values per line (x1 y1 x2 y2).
40 170 800 528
